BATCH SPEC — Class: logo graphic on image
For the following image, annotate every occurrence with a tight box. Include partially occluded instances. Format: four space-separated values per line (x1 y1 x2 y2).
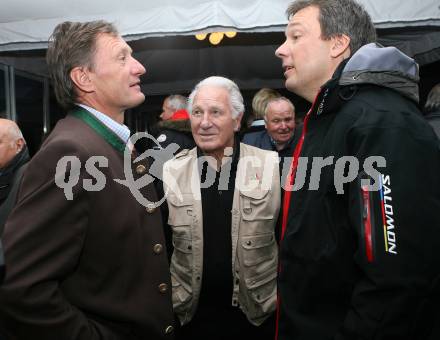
115 132 180 208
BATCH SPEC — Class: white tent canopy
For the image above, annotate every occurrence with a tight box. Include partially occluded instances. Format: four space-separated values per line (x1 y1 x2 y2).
1 0 440 52
1 0 439 96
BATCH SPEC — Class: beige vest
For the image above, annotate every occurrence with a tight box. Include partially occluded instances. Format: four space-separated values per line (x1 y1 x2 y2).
163 143 280 326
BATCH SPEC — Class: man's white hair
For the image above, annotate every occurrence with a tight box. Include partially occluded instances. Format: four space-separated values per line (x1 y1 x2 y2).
187 76 244 118
166 94 187 111
264 97 295 120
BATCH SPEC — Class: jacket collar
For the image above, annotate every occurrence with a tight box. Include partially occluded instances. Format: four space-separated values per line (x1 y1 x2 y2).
310 43 420 118
70 107 127 154
310 60 348 118
0 145 29 178
0 145 30 202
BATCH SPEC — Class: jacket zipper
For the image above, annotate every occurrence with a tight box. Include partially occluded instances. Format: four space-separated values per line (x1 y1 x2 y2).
279 89 322 244
361 185 374 263
275 90 321 340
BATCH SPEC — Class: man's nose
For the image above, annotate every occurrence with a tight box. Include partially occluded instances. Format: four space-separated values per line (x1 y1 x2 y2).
133 57 146 76
275 41 287 59
200 112 212 127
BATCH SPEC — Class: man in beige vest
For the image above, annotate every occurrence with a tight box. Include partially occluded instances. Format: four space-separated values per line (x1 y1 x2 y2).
163 76 280 340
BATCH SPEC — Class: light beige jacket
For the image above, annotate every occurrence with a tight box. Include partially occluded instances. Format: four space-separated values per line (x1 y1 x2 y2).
163 143 280 326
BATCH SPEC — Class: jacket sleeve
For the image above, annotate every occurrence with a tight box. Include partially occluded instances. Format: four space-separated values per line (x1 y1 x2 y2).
337 115 440 340
0 142 119 340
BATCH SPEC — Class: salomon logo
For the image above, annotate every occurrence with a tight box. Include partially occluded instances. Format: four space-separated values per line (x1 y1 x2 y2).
380 174 397 255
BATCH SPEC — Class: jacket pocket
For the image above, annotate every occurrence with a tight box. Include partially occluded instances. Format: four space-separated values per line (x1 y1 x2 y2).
167 193 193 228
240 189 273 221
171 237 193 283
358 172 378 263
171 274 192 305
167 193 194 300
245 267 277 304
241 233 277 267
241 267 277 323
171 273 192 319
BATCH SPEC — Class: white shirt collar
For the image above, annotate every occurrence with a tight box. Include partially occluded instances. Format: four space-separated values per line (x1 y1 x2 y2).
77 104 131 144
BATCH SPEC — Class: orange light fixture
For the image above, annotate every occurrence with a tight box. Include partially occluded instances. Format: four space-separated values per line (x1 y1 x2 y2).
195 31 237 45
195 33 207 40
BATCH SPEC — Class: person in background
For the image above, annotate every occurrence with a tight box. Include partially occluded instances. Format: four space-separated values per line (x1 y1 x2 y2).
244 88 281 134
0 118 28 297
160 95 187 121
163 76 280 340
242 97 301 175
155 94 195 152
424 83 440 138
0 20 175 339
0 119 29 211
275 0 440 339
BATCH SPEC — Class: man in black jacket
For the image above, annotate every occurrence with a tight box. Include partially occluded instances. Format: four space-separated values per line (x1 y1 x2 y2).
0 119 28 306
0 119 29 231
153 95 195 154
274 1 440 339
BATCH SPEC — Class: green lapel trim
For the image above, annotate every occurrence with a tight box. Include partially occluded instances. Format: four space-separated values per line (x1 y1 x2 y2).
70 107 126 154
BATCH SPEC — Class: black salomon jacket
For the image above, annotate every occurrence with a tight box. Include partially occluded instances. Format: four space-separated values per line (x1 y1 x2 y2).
277 43 440 340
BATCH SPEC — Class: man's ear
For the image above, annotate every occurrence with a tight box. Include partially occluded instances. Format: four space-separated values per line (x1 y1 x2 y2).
70 66 94 93
234 112 244 132
330 34 351 58
15 138 25 154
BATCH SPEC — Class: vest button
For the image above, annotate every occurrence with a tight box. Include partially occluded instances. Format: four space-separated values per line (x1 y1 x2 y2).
243 207 252 214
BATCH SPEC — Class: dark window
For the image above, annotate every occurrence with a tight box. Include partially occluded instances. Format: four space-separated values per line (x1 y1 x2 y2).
15 72 44 156
0 65 6 117
49 85 65 131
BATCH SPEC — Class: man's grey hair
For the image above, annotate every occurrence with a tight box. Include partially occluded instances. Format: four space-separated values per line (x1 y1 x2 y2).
425 83 440 113
264 97 295 119
46 20 118 110
286 0 376 56
187 76 244 119
166 95 187 111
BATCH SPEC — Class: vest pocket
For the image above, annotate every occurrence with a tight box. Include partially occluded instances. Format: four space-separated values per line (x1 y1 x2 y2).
241 267 277 322
241 233 276 267
167 193 193 227
171 237 193 283
245 268 277 304
240 189 274 221
240 232 278 319
171 273 192 314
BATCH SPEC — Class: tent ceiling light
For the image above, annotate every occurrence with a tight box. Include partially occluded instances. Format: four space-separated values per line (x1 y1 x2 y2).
195 33 207 40
195 31 237 45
